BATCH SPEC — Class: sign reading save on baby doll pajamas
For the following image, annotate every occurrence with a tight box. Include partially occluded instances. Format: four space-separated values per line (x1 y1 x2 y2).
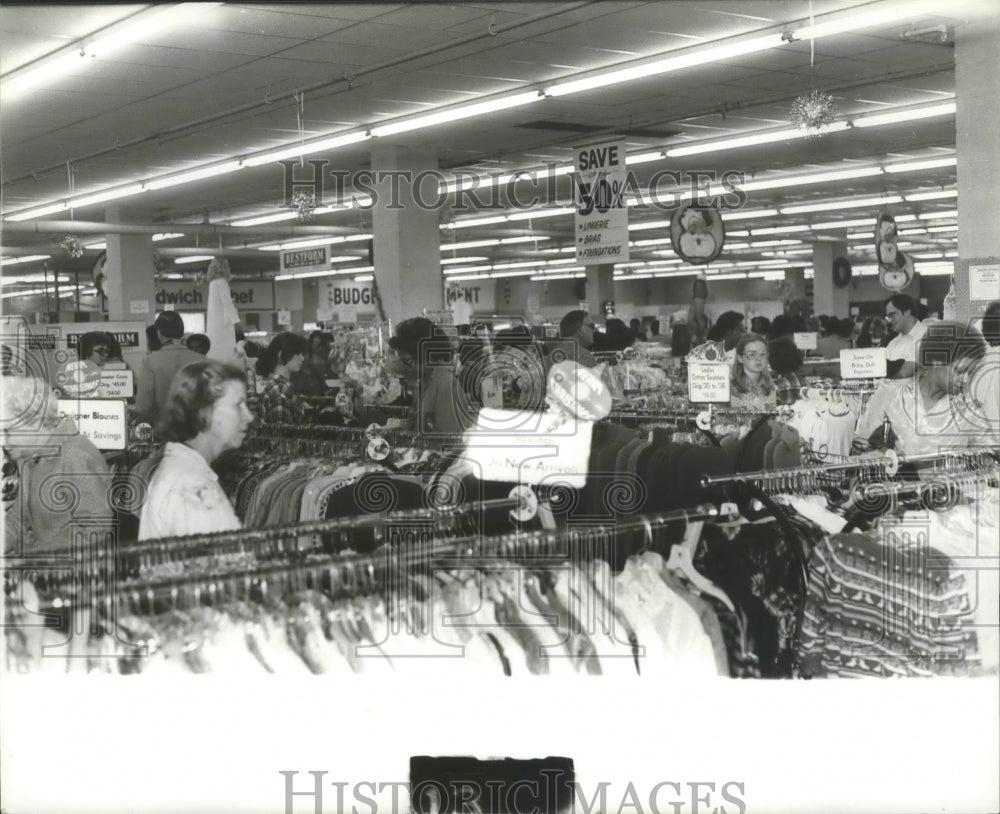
574 138 629 265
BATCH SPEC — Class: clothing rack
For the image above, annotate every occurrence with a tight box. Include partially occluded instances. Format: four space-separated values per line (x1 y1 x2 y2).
246 422 466 448
35 504 722 612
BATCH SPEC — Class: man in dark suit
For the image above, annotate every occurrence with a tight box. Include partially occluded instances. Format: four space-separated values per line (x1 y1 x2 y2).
134 311 204 425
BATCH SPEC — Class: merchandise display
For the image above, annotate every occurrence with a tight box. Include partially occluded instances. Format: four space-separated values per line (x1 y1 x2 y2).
2 3 999 812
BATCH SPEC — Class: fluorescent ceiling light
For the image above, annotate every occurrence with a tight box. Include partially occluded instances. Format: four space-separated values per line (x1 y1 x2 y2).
628 220 672 232
443 265 492 275
353 275 374 282
927 225 959 233
441 256 488 265
530 273 585 281
811 218 877 230
741 166 883 193
83 241 107 250
146 161 243 191
173 255 215 264
905 189 958 202
2 4 215 100
780 195 902 215
449 274 492 281
243 132 370 167
747 225 812 235
153 233 184 241
329 256 362 265
545 34 785 97
722 209 779 221
71 184 146 209
1 273 70 285
274 265 374 281
1 254 52 266
233 212 301 227
667 122 850 158
5 203 68 222
853 101 956 129
709 273 748 281
626 151 665 166
446 215 508 229
490 270 538 278
793 0 944 40
885 156 957 173
258 234 373 251
371 92 541 137
918 209 958 221
506 207 575 222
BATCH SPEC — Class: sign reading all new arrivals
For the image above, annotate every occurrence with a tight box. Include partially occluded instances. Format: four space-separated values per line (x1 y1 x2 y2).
155 280 275 311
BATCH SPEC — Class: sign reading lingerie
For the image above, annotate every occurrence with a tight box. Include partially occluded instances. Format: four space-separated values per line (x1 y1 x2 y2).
574 138 630 265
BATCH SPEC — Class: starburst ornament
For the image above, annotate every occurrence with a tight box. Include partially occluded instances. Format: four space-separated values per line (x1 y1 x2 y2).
790 89 836 135
291 190 317 222
60 236 84 258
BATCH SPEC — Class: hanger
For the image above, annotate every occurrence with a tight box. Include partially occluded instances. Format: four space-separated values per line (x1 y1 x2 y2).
664 515 735 612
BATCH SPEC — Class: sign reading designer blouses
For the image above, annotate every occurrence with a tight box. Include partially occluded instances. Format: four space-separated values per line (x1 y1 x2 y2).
56 398 127 450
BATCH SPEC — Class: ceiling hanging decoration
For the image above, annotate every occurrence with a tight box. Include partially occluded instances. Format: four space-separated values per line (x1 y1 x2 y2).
790 0 837 136
291 190 317 222
60 236 84 258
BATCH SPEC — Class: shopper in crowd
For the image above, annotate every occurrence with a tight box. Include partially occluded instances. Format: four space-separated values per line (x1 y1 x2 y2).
389 317 474 434
769 314 795 340
602 318 639 352
145 324 162 354
688 311 745 365
552 310 597 368
769 336 805 405
671 322 692 357
730 332 775 400
185 333 211 356
291 330 330 397
77 331 116 368
751 316 771 337
884 294 928 378
856 316 888 349
256 331 310 424
982 300 1000 347
855 322 989 455
134 311 204 424
629 318 648 342
968 301 1000 442
138 360 253 539
816 317 853 359
3 374 113 553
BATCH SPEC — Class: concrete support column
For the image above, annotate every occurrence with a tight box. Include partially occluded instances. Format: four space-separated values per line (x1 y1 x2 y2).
585 263 615 320
370 145 442 324
812 239 849 318
955 15 1000 324
104 206 155 321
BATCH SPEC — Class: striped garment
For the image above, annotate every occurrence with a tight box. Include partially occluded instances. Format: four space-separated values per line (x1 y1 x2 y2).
798 532 980 678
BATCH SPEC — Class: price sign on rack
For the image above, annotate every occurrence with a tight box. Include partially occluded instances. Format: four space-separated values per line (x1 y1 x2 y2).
687 362 731 403
840 348 887 379
57 399 127 450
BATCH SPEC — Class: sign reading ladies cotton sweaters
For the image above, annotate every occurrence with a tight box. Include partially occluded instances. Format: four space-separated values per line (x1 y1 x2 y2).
574 138 629 265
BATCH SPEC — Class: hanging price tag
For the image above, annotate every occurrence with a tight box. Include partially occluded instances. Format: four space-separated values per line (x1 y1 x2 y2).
508 485 539 523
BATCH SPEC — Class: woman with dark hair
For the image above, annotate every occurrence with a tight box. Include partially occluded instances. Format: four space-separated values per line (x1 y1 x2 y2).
602 318 638 352
389 317 474 434
255 332 309 424
856 316 889 349
78 331 116 368
291 330 329 397
138 360 253 539
855 322 990 455
768 336 804 405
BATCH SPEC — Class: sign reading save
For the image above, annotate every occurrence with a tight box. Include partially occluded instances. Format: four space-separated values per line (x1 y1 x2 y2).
840 348 887 379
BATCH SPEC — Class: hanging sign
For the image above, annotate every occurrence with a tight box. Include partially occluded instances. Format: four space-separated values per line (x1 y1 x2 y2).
687 362 731 403
969 263 1000 302
793 332 818 351
56 399 127 450
464 409 594 488
840 348 887 379
671 203 725 264
336 306 358 324
875 211 915 292
276 309 292 327
574 137 630 265
321 280 377 314
155 280 275 310
129 299 150 315
62 322 146 353
279 246 329 275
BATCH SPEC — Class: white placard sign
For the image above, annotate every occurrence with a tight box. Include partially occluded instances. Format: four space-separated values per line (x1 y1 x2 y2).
463 408 593 487
57 399 127 450
793 332 818 350
840 347 887 379
969 264 1000 302
277 309 292 327
337 306 358 324
129 299 150 315
574 138 630 265
687 362 731 403
99 369 134 398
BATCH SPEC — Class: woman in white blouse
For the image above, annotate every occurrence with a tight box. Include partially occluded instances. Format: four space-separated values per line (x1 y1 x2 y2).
138 360 253 540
